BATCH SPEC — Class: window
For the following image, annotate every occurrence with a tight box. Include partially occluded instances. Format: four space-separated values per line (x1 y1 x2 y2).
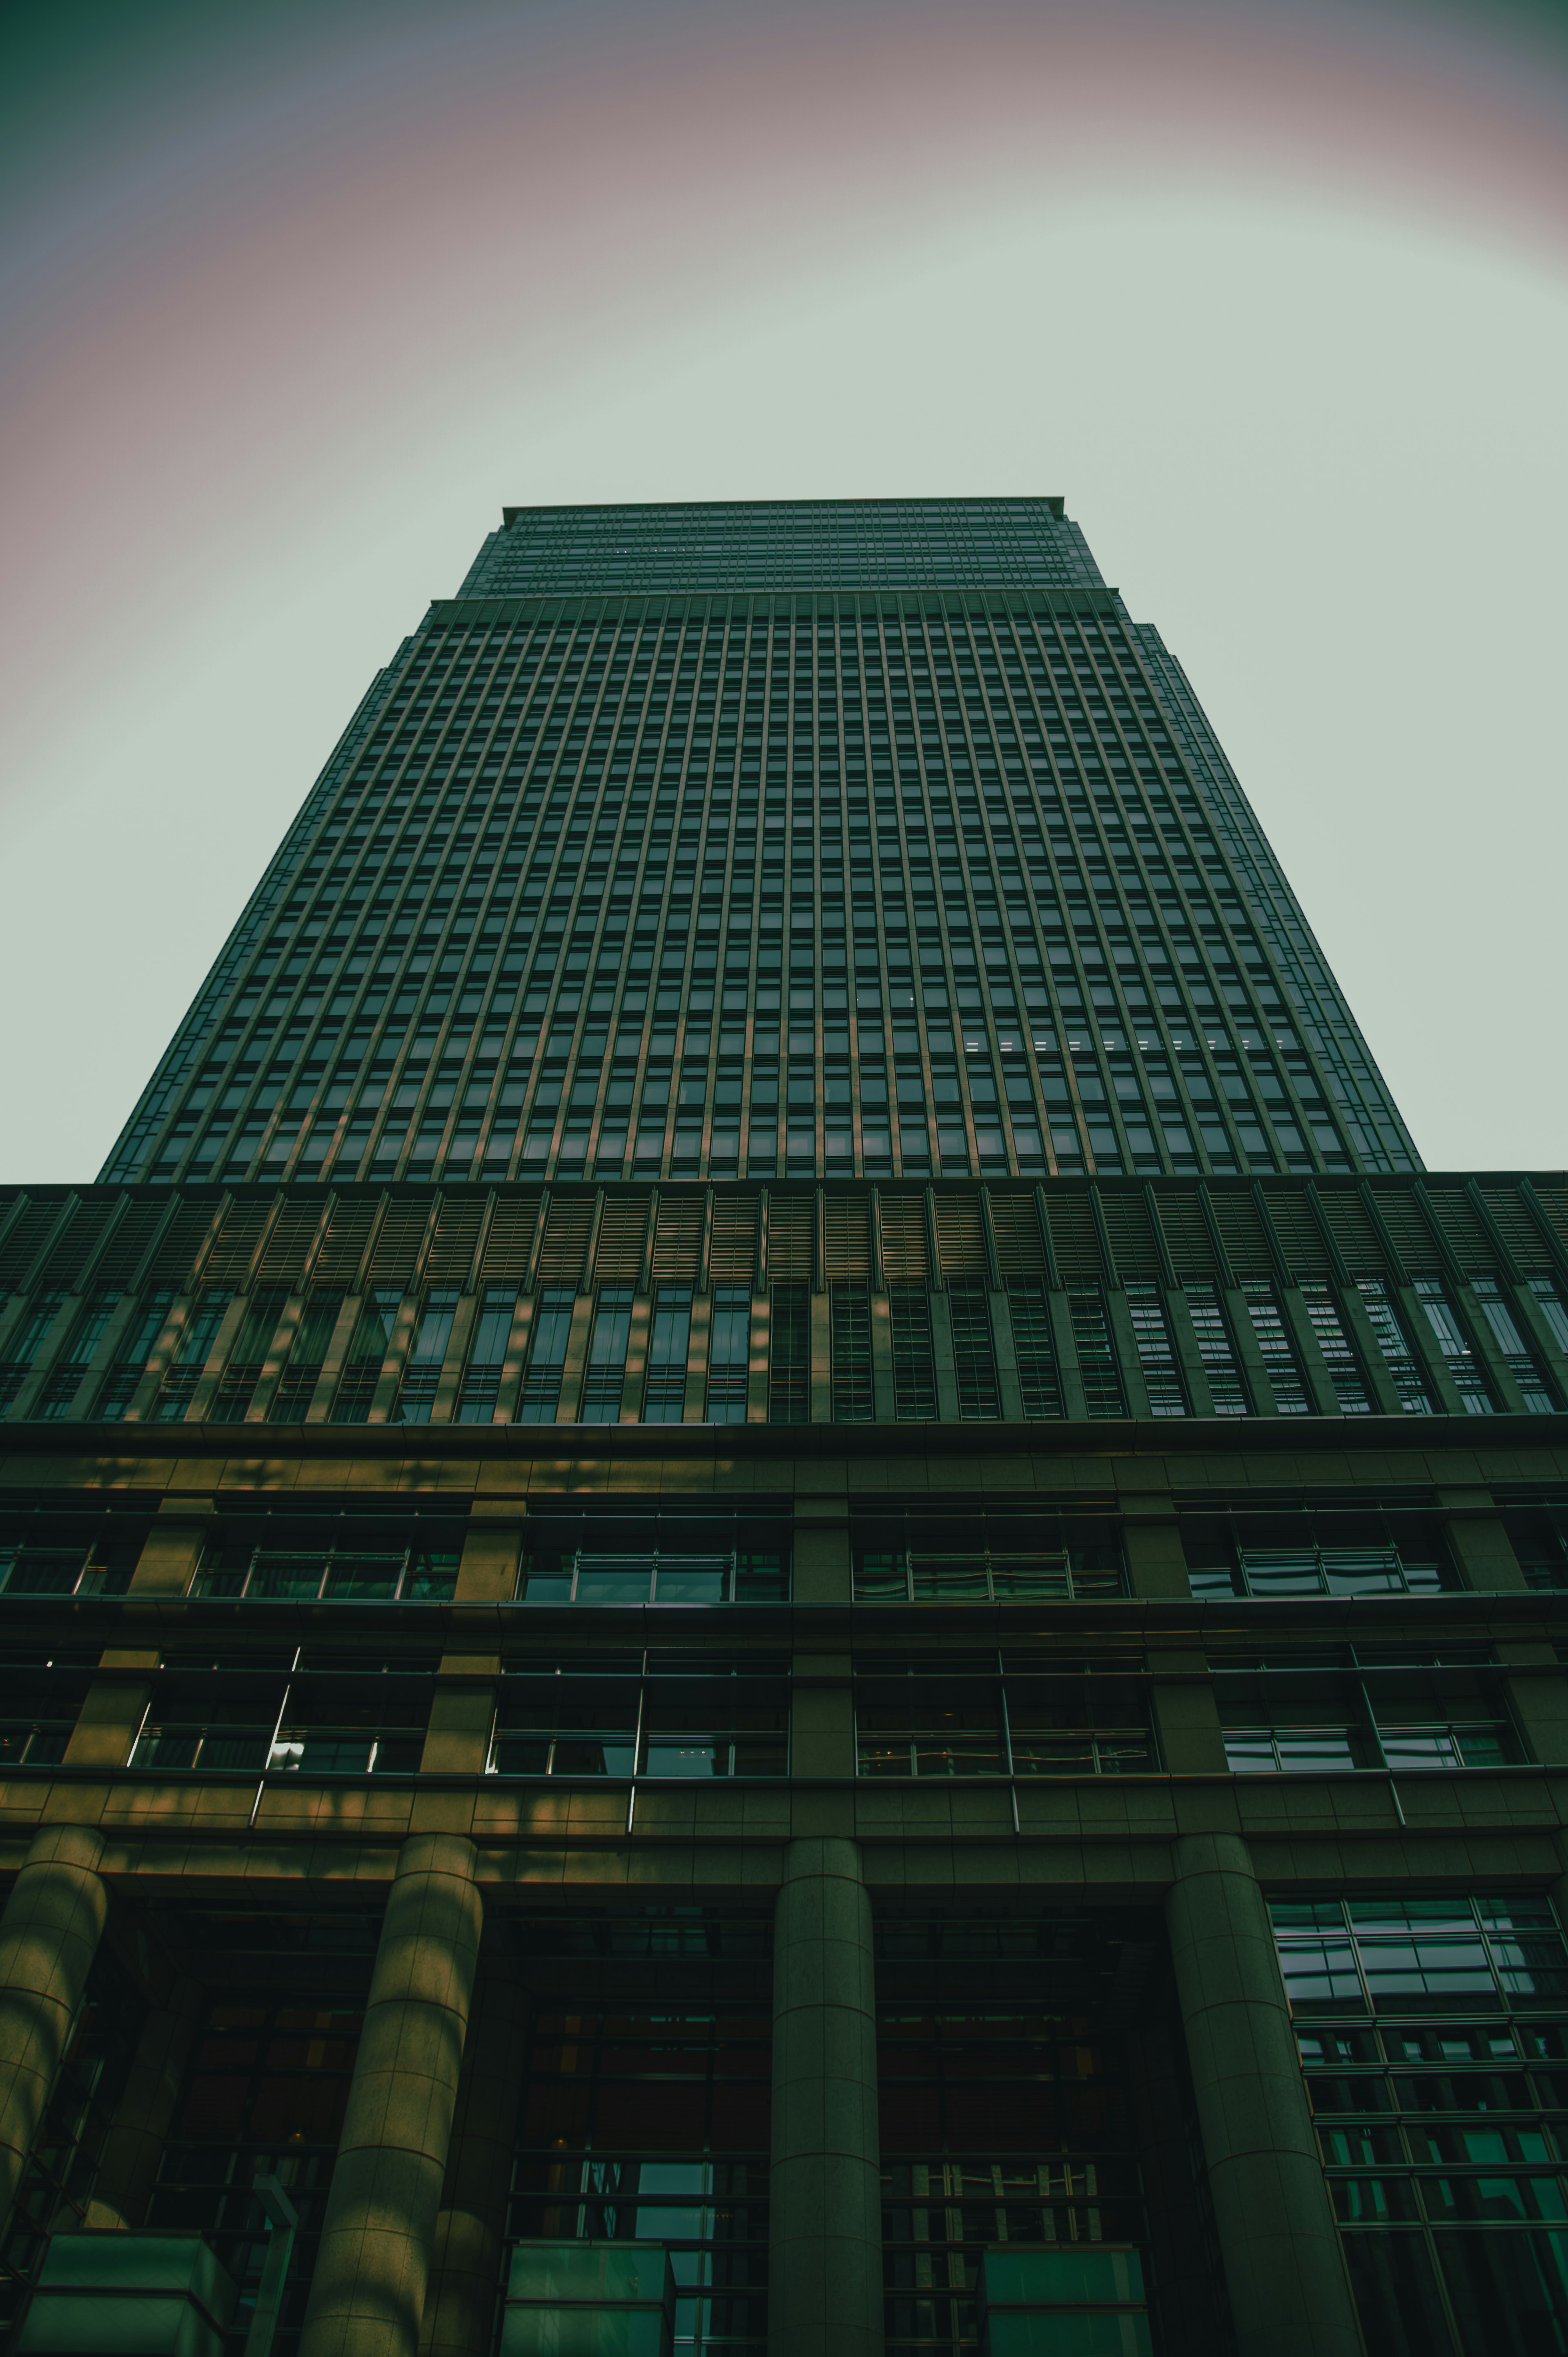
1124 1284 1185 1416
0 1513 145 1599
332 1288 403 1423
831 1282 872 1422
91 1288 176 1422
1414 1280 1495 1414
853 1512 1125 1604
705 1286 749 1424
518 1286 576 1423
768 1282 810 1423
393 1288 460 1424
518 1510 790 1605
0 1680 90 1766
1218 1664 1515 1775
194 1521 461 1602
1272 1891 1568 2357
491 1650 788 1777
270 1289 345 1424
0 1286 68 1412
581 1287 633 1423
644 1288 692 1423
1298 1282 1371 1414
948 1281 1000 1418
1183 1511 1454 1600
889 1284 936 1420
855 1651 1152 1777
1182 1283 1249 1414
457 1286 519 1423
1357 1280 1434 1415
209 1286 290 1424
1527 1278 1568 1358
152 1289 233 1423
505 1998 771 2357
32 1284 124 1420
1005 1281 1061 1418
1470 1280 1555 1414
1242 1282 1310 1413
1067 1286 1125 1417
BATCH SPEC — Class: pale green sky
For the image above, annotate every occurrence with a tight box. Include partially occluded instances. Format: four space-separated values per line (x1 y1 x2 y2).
4 185 1565 1179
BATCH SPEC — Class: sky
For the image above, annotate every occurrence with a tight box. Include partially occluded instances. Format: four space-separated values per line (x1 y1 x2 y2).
2 0 1566 1183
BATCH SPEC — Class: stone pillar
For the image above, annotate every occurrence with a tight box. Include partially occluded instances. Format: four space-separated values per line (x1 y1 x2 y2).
417 1936 529 2357
300 1833 484 2357
769 1837 883 2357
0 1824 109 2228
1166 1833 1362 2357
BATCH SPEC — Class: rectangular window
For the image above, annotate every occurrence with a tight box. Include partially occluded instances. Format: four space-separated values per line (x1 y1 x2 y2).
889 1283 937 1420
1124 1283 1186 1416
456 1285 519 1424
855 1657 1153 1778
644 1287 692 1423
831 1282 873 1422
491 1655 789 1777
704 1285 749 1424
519 1518 791 1606
270 1289 346 1423
152 1289 233 1423
853 1513 1125 1604
194 1522 461 1602
948 1280 1000 1418
1182 1283 1250 1414
1298 1282 1371 1414
91 1288 176 1423
768 1282 810 1423
331 1287 406 1424
579 1287 633 1423
1414 1280 1494 1414
1004 1281 1061 1420
1527 1278 1568 1358
1067 1285 1125 1417
1470 1279 1555 1414
33 1285 123 1421
392 1287 460 1424
1272 1891 1568 2357
1356 1279 1434 1414
1183 1513 1454 1599
0 1287 68 1412
209 1285 291 1425
517 1286 575 1423
1243 1282 1310 1414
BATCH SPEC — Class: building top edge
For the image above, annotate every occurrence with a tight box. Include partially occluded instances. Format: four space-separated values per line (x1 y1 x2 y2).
495 496 1069 524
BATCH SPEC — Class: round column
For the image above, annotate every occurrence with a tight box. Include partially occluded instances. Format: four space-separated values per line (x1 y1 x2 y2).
768 1835 883 2357
301 1833 483 2357
0 1823 108 2229
1167 1831 1363 2356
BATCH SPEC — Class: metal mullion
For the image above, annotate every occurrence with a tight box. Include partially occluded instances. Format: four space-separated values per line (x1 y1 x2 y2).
626 1656 648 1834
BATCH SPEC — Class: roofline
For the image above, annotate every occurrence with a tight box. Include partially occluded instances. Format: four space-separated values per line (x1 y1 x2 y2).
497 495 1068 526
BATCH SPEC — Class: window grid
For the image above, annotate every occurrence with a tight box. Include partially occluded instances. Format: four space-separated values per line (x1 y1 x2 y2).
1272 1893 1568 2357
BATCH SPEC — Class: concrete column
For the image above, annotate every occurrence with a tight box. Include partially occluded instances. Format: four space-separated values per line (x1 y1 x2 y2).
300 1833 484 2357
1166 1833 1362 2357
418 1938 528 2357
769 1837 883 2357
0 1824 109 2229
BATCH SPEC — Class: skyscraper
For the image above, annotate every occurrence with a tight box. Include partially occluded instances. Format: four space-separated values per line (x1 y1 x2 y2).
101 495 1419 1196
1 500 1566 2357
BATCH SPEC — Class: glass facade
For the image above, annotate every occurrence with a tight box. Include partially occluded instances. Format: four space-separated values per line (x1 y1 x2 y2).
96 498 1417 1195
